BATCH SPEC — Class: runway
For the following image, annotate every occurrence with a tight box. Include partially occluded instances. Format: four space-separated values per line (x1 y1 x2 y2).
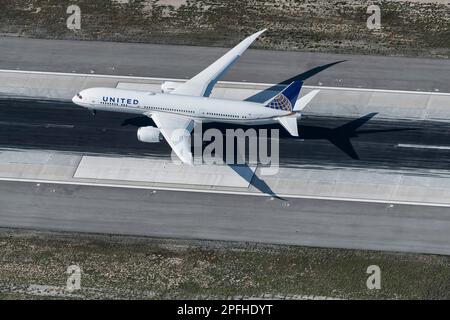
1 180 449 255
0 37 449 255
1 37 449 92
1 98 450 171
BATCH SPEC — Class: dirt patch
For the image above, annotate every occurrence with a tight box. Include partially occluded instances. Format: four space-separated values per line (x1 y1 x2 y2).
0 0 449 57
0 229 448 299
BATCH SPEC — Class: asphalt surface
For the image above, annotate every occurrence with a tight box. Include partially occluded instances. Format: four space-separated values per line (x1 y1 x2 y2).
1 180 449 255
1 37 450 92
1 98 450 171
0 37 449 254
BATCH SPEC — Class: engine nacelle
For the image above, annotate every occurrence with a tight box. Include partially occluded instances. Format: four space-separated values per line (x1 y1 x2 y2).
137 126 163 143
161 81 181 93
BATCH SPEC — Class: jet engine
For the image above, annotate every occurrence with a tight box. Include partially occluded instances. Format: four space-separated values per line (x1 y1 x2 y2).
161 81 180 93
137 126 163 143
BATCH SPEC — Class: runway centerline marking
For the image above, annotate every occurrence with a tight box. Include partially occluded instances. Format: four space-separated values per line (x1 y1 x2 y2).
397 143 450 150
0 121 74 129
44 124 74 129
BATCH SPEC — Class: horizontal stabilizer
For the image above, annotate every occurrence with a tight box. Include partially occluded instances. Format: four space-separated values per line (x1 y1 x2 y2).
293 90 320 112
277 115 299 137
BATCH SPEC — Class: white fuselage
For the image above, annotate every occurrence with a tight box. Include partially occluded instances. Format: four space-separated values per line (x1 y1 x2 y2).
72 87 294 125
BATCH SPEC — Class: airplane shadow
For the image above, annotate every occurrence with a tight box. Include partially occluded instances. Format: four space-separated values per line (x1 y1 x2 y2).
295 113 418 160
229 164 285 201
202 113 418 159
245 60 346 103
225 113 418 199
121 117 155 127
121 111 418 199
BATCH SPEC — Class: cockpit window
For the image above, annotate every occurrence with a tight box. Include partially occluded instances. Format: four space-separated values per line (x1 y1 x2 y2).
76 93 83 99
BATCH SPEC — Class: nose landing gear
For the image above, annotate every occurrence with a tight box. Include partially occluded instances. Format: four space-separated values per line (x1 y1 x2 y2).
89 109 97 116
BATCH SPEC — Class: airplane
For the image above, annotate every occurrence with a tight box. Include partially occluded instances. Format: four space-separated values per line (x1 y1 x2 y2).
72 29 320 165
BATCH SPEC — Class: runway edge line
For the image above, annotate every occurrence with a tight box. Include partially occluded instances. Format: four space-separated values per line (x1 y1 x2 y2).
1 176 450 208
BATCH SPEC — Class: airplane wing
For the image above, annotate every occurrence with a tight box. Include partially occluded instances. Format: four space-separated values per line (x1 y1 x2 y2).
170 29 267 97
149 112 195 165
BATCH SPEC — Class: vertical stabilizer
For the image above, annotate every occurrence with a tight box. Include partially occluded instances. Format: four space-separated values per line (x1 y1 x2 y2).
265 81 303 112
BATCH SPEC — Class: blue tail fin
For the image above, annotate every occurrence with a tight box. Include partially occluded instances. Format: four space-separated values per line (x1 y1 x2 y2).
265 81 303 111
